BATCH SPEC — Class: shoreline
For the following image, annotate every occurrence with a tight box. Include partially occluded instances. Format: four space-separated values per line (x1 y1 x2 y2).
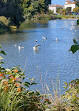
62 18 78 20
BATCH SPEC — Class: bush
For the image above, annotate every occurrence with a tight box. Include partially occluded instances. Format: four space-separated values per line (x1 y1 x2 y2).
0 16 10 26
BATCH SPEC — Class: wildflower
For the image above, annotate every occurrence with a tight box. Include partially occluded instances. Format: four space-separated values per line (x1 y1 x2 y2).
45 98 49 102
14 83 20 87
14 70 18 73
3 81 8 85
17 87 21 92
0 73 4 76
12 77 16 82
6 68 11 72
9 75 14 79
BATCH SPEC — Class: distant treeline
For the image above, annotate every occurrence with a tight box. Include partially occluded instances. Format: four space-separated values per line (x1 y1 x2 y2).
0 0 51 27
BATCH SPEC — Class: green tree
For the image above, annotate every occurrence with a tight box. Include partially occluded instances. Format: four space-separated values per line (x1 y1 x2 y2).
23 0 51 18
0 0 24 27
61 9 66 15
56 7 63 14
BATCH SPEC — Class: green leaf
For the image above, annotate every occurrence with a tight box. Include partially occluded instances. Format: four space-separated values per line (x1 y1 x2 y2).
0 50 6 55
0 62 4 64
69 45 79 53
0 67 5 70
24 82 30 87
31 82 37 85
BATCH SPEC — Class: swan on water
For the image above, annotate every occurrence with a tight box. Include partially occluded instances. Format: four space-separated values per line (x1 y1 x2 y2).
42 37 47 40
18 46 24 50
33 44 41 51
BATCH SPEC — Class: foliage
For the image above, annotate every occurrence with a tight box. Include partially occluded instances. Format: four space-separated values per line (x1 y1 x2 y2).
23 0 51 19
73 7 79 13
63 79 79 111
56 7 63 14
0 0 51 26
0 16 10 26
77 19 79 25
43 80 65 111
70 39 79 53
0 0 24 27
61 9 66 15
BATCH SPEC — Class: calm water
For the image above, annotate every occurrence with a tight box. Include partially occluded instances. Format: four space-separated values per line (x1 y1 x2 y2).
0 20 79 93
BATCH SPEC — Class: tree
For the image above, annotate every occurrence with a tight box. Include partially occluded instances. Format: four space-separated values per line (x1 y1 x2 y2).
0 0 51 26
0 0 24 27
56 7 63 14
73 7 79 13
61 9 66 15
23 0 51 19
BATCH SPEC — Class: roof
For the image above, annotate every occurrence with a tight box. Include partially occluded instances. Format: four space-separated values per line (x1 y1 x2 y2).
65 0 76 4
49 5 63 7
65 0 71 2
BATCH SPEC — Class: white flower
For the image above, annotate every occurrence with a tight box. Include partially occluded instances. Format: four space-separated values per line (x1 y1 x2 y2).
6 68 11 72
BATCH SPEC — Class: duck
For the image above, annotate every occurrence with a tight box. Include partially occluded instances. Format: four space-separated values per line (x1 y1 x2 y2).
35 40 37 43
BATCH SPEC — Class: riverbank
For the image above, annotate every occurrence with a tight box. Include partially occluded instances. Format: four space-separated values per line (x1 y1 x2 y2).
0 14 79 33
25 14 79 22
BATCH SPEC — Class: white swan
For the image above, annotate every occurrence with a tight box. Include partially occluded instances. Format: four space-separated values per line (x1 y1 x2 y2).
18 46 24 51
42 37 47 40
33 44 41 51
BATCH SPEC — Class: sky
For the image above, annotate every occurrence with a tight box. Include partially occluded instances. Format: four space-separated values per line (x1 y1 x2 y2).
51 0 73 5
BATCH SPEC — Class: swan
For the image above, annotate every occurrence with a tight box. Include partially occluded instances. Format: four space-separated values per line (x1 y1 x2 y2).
33 44 41 51
42 37 47 40
18 46 21 50
18 46 24 50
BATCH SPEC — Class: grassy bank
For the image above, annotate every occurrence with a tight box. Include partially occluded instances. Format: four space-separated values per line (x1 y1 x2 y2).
25 14 79 22
0 14 79 33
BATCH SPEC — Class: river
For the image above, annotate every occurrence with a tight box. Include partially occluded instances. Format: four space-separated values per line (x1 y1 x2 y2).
0 20 79 93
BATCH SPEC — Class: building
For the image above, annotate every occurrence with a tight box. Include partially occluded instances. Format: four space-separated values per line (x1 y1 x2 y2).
49 0 78 13
64 0 77 12
49 5 63 13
